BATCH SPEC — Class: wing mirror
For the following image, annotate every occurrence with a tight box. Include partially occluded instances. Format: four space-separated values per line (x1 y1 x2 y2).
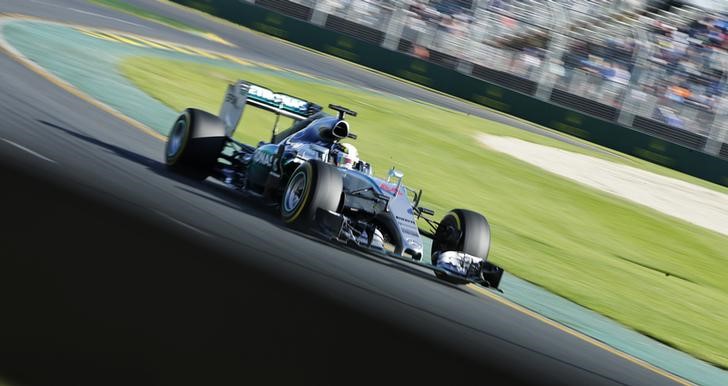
386 167 405 197
387 167 404 181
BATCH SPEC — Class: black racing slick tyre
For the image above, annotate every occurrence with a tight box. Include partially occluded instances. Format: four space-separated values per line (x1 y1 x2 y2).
281 160 343 227
165 108 227 180
431 209 491 267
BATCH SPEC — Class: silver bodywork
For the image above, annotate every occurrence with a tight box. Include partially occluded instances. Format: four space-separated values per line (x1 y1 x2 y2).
338 168 424 258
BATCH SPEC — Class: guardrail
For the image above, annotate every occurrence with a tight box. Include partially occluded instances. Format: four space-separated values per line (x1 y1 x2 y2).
171 0 728 187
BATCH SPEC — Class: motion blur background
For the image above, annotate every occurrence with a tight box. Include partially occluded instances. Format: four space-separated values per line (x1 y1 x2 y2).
247 0 728 160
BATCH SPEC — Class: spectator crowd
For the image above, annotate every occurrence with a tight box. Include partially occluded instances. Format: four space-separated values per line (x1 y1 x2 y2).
299 0 727 135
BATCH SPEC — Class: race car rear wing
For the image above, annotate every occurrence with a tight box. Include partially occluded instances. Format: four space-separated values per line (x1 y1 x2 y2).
219 80 322 137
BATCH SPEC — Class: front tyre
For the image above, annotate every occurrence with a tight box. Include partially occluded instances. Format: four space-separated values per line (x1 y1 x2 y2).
165 108 227 180
281 160 343 227
431 209 491 281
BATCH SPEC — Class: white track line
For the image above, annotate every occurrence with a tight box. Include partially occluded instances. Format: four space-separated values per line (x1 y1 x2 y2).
28 0 149 29
154 210 211 237
1 137 56 163
69 8 149 29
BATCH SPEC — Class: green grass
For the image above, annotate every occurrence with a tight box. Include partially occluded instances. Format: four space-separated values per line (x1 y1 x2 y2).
121 55 728 369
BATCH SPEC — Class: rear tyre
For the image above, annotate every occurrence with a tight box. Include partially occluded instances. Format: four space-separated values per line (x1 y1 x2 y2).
281 160 343 228
165 108 227 180
431 209 491 281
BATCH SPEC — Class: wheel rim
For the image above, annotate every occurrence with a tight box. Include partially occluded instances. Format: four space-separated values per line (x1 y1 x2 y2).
167 119 187 158
283 172 307 214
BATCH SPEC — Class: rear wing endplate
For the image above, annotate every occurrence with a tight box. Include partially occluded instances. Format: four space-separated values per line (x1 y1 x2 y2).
219 80 322 136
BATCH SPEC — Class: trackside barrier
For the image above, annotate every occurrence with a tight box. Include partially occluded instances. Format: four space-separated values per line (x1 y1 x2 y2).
171 0 728 187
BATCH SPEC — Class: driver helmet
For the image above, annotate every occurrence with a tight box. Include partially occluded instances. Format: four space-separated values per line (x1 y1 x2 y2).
334 143 359 169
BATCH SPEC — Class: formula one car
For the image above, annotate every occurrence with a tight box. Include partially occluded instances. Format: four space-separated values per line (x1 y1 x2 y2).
163 80 504 289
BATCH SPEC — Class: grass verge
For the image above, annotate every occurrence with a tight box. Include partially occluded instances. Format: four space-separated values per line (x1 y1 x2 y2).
121 55 728 369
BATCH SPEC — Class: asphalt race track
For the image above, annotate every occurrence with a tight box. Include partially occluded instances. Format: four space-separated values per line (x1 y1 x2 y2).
0 1 687 385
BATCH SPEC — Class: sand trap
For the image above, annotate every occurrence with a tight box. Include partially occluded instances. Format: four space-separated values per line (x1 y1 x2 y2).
478 134 728 237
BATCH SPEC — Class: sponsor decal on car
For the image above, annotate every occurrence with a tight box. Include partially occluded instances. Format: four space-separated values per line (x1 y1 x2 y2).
379 182 397 195
379 182 406 196
395 215 416 225
246 84 310 115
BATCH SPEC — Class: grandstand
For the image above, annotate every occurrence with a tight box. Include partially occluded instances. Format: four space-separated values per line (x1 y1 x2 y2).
254 0 728 157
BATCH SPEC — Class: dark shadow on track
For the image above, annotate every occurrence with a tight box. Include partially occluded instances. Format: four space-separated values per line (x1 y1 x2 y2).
1 155 531 386
41 119 175 173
